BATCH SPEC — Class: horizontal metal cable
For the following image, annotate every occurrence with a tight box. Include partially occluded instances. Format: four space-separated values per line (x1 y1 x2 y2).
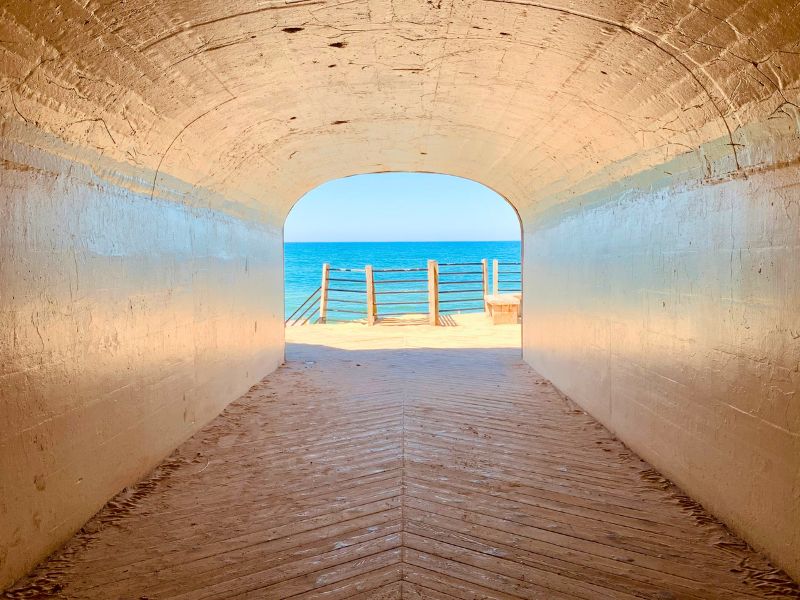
439 298 483 303
327 298 366 304
373 267 427 272
374 289 429 295
374 278 429 284
439 288 484 294
327 308 368 314
439 280 483 286
376 300 429 305
324 318 365 323
439 271 483 276
327 287 367 293
329 267 365 272
328 277 365 283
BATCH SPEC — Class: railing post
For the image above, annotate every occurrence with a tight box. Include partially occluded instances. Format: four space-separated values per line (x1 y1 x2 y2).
319 263 330 324
365 264 376 325
492 259 499 296
481 258 489 313
427 259 439 326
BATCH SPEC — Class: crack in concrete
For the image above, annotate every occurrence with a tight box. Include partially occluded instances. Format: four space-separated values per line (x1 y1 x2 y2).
481 0 744 171
138 0 326 52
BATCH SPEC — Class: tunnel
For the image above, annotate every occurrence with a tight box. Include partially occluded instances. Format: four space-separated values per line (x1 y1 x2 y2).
1 0 798 594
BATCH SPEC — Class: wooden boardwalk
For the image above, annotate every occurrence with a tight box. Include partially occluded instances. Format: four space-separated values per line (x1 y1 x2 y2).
8 317 798 598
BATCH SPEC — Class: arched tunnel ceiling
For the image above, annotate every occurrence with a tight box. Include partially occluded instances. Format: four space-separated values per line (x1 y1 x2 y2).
1 0 799 219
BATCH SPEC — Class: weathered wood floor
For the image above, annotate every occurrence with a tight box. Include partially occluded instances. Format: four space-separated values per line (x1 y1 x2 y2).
7 328 799 598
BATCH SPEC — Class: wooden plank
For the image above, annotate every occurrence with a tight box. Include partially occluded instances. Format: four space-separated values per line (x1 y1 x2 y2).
427 259 439 326
405 517 700 599
366 264 377 325
237 547 403 599
319 262 330 323
103 520 403 597
481 258 489 313
403 544 576 600
404 564 523 600
292 569 402 599
402 580 464 599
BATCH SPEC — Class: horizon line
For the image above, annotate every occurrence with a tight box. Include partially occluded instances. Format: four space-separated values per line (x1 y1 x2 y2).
284 239 520 243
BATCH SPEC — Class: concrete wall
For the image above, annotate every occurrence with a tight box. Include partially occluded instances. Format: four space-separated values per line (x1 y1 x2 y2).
522 157 800 579
0 140 285 587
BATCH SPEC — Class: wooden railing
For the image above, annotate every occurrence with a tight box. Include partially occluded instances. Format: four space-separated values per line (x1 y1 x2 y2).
287 258 519 326
492 260 521 295
322 265 368 323
437 261 489 322
368 265 430 324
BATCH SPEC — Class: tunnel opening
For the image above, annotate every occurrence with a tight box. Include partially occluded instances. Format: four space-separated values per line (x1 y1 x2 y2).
283 173 523 342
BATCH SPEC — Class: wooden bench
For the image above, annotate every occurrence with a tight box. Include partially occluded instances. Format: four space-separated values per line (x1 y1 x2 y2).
484 293 521 324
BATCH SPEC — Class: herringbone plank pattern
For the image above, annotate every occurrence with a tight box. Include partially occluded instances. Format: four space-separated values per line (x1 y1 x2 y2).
7 344 798 599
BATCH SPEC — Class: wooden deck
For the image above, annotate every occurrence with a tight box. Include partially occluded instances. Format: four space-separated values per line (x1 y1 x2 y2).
8 316 798 598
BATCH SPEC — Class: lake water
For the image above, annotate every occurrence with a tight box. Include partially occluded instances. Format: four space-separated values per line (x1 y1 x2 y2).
285 241 521 321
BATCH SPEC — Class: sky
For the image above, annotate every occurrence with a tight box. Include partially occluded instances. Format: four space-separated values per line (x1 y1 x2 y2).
284 173 520 242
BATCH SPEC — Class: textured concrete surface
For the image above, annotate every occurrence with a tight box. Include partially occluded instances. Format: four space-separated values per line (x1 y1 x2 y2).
0 138 285 587
1 0 799 212
1 0 799 589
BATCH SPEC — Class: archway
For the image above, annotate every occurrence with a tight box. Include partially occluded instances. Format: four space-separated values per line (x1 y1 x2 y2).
283 172 522 331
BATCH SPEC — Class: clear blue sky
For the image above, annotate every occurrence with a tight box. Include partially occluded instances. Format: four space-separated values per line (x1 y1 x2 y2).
284 173 520 242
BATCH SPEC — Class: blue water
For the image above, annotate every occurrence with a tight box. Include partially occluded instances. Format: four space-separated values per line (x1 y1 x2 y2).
285 241 521 321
